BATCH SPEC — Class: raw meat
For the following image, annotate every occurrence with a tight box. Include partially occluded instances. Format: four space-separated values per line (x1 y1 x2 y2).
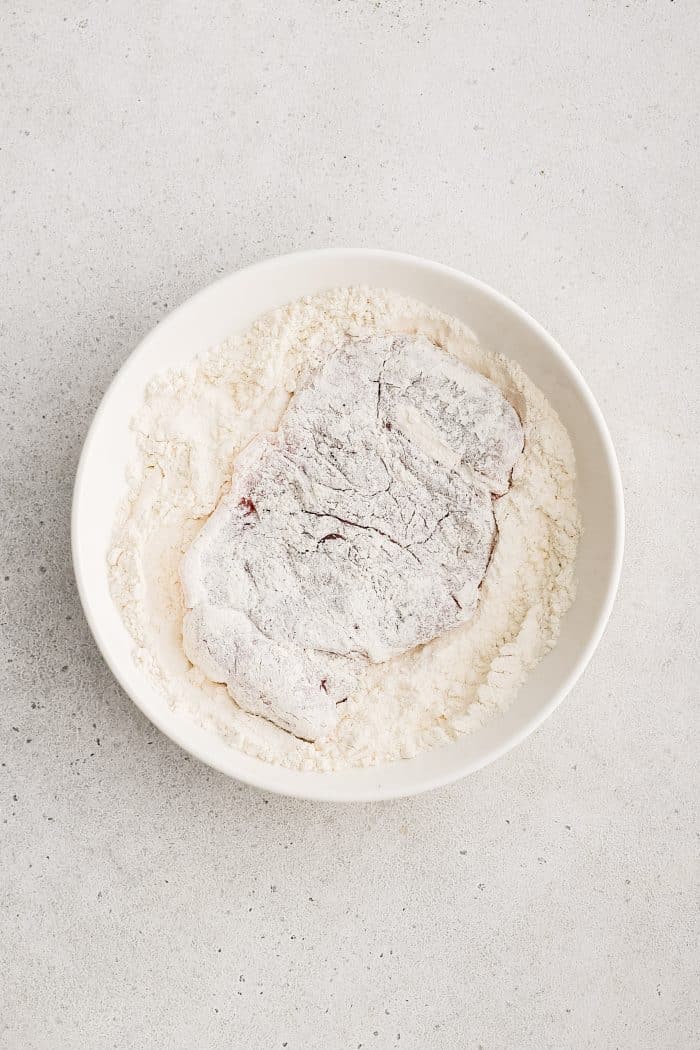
181 334 523 740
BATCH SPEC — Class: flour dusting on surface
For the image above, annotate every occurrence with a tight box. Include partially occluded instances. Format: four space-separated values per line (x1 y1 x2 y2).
108 287 580 771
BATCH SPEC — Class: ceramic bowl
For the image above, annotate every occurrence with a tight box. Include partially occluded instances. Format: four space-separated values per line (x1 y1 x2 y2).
72 250 623 800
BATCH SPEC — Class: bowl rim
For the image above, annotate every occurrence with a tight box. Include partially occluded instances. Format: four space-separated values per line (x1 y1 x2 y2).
71 248 624 800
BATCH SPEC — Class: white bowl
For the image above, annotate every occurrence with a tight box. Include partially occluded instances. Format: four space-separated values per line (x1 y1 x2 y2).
72 250 623 801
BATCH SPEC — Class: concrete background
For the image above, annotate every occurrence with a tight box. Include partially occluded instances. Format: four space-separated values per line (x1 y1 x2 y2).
2 2 697 1047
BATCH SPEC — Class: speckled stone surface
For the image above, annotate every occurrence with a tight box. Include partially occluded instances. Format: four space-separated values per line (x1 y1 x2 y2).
1 2 698 1048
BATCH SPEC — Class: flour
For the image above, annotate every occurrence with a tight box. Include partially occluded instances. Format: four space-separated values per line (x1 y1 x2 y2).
108 287 581 771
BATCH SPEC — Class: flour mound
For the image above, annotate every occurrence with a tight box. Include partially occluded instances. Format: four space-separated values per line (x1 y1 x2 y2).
108 287 580 771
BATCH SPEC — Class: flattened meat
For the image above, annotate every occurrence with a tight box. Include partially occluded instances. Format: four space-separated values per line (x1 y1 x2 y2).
181 334 523 740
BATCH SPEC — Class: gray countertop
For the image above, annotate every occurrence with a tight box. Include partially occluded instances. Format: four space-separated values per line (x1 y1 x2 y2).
2 2 697 1047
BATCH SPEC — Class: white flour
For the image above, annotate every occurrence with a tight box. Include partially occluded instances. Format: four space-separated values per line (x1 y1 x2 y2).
108 287 580 771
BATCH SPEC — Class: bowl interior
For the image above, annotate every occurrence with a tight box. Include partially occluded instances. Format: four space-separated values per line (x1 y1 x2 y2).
72 250 623 800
